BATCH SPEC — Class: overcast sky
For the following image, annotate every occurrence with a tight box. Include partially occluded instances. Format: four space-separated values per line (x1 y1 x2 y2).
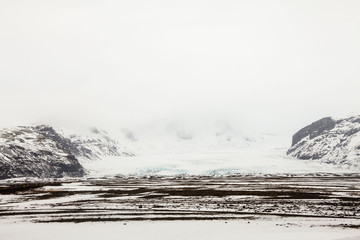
1 0 359 135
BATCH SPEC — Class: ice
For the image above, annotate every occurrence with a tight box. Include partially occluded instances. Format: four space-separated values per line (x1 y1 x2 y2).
80 149 354 178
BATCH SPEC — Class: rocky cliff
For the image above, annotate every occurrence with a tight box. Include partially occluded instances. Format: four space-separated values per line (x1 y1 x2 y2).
0 125 134 179
287 116 360 167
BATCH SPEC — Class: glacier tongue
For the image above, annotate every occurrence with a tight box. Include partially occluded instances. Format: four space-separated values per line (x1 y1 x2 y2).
1 116 360 180
80 131 352 177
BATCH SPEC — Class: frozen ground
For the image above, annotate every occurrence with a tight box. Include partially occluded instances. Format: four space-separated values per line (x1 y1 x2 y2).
0 219 360 240
1 175 360 239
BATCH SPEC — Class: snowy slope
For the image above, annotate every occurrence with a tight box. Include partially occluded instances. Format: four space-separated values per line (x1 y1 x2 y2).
1 122 283 179
287 116 360 167
0 125 133 179
0 125 85 179
82 122 344 176
72 121 309 176
78 121 356 177
59 127 135 159
2 116 359 180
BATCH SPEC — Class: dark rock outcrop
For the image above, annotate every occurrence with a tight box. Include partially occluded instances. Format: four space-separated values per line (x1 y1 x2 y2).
0 126 85 179
0 125 134 179
287 116 360 167
291 117 336 146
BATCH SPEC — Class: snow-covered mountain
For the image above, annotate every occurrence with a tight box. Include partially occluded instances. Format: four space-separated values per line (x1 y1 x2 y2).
60 127 135 159
81 123 299 177
5 115 358 179
0 125 133 179
287 116 360 167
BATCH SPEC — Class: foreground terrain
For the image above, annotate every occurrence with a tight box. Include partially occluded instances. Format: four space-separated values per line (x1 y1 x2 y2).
1 174 360 240
1 174 360 224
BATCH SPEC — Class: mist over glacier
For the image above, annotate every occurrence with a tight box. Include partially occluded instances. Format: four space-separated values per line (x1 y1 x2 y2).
1 0 360 135
0 0 360 177
60 120 353 177
2 2 360 240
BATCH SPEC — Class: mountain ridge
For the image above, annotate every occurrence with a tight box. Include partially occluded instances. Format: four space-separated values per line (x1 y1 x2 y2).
0 125 133 179
287 115 360 167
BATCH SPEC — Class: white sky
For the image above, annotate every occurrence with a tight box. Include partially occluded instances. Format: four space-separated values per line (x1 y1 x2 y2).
1 0 359 135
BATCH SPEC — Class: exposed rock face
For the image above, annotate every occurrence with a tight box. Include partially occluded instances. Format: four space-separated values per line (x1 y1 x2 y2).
291 117 336 146
0 125 134 179
0 126 85 179
287 116 360 167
